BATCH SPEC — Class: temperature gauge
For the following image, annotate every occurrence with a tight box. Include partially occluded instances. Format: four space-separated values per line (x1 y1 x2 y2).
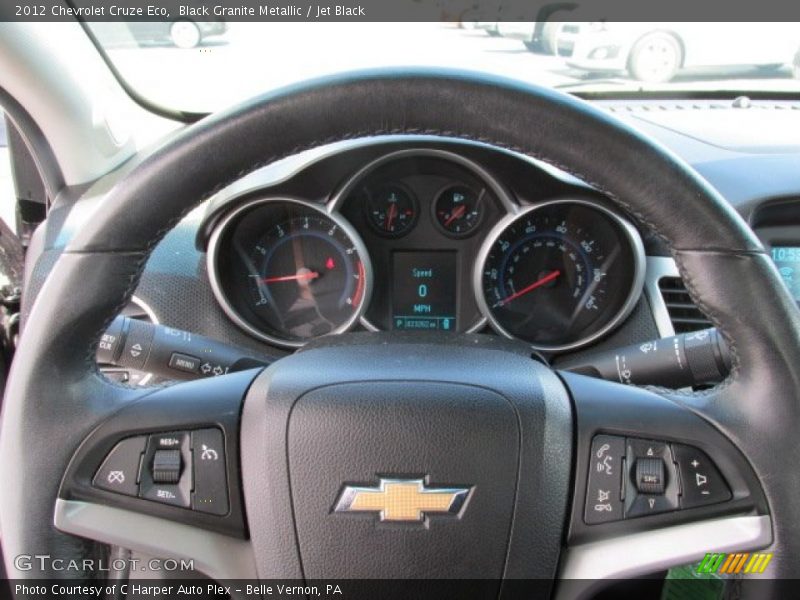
365 184 417 237
434 185 484 237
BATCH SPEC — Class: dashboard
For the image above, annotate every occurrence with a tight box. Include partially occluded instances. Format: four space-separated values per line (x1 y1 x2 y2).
202 147 645 353
20 97 800 380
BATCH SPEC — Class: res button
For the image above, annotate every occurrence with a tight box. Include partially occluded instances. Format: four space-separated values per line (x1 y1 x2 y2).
139 432 192 508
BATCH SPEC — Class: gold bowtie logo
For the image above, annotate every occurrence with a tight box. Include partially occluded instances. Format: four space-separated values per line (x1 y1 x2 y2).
334 478 471 522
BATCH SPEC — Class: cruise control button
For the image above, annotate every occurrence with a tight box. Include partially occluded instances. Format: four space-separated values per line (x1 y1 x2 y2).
93 436 146 497
584 435 625 524
139 432 192 508
141 484 189 507
152 431 186 449
673 444 732 509
152 449 182 484
192 428 229 515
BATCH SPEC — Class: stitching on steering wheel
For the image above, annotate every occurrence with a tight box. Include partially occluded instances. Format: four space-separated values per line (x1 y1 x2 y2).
82 249 153 391
83 126 752 395
670 251 741 395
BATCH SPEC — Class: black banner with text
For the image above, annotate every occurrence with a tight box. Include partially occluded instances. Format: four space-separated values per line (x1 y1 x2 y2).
5 0 800 22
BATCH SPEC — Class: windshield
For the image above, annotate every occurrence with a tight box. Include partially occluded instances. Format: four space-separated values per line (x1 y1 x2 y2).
89 22 800 114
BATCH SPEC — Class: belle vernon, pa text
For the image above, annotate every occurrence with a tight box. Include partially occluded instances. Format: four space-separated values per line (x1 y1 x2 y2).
16 583 344 597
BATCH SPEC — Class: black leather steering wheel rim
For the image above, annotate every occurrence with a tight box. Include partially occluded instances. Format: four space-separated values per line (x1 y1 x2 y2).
2 69 799 583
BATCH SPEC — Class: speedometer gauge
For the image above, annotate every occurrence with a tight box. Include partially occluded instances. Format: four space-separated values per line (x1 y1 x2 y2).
208 198 372 348
475 200 644 351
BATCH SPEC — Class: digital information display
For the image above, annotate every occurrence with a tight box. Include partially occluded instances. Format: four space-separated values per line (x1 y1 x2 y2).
392 251 457 331
771 246 800 300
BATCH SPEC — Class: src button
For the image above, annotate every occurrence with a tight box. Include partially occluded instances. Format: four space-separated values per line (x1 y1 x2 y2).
635 457 666 495
624 438 680 518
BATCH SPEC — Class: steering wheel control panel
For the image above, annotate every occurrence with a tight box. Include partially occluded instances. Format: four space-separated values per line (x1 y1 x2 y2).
92 428 229 516
59 370 253 537
585 435 732 525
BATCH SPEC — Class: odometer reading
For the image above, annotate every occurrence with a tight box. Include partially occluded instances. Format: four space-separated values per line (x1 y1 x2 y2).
391 251 457 331
477 201 642 350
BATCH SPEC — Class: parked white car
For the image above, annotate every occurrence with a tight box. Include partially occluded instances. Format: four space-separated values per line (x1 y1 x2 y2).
496 21 536 44
495 5 577 53
557 22 800 82
471 21 501 36
498 20 570 53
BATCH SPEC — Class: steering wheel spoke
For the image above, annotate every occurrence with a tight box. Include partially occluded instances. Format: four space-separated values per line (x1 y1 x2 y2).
54 369 260 576
557 372 771 592
53 501 257 582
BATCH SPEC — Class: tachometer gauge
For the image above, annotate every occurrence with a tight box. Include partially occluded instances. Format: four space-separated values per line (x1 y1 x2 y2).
364 183 417 237
208 198 372 348
475 200 644 351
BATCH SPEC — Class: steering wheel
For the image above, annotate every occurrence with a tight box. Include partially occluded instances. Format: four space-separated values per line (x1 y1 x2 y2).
2 70 798 597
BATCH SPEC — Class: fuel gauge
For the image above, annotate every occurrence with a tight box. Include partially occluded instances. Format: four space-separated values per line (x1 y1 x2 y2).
434 185 484 237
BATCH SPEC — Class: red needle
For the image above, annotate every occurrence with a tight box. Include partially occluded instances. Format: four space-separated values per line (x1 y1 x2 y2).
386 203 398 231
262 271 319 284
444 204 466 227
497 270 561 307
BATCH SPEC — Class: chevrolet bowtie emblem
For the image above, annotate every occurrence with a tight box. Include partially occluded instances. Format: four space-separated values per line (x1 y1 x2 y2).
333 478 471 522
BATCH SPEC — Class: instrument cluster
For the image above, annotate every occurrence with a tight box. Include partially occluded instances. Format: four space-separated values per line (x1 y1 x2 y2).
207 149 645 352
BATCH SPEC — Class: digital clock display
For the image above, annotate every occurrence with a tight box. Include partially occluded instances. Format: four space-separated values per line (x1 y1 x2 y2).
392 251 457 331
771 246 800 300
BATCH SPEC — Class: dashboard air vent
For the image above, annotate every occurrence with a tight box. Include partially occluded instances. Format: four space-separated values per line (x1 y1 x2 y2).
658 277 712 333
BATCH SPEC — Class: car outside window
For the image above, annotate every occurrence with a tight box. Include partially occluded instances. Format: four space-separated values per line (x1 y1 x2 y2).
88 22 800 115
0 114 15 233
